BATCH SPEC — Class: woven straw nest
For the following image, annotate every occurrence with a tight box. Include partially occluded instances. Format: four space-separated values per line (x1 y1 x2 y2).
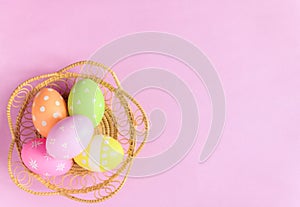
6 61 149 203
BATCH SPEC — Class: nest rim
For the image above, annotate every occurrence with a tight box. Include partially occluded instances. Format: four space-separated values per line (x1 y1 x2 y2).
6 61 149 203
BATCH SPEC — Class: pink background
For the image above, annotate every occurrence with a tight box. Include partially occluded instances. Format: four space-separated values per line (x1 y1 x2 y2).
1 0 300 206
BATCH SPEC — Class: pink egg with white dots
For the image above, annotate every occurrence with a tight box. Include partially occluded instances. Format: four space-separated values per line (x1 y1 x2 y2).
46 115 94 159
21 138 73 177
32 88 68 137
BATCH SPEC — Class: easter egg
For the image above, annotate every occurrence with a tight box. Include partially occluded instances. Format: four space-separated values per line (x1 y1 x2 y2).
74 135 124 172
68 79 105 127
32 88 67 137
21 138 73 176
46 115 94 159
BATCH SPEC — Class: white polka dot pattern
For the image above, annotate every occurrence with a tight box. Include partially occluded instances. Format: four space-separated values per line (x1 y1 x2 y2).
32 88 67 137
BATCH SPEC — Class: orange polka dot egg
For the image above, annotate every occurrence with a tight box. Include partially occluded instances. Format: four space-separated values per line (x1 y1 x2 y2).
32 88 68 137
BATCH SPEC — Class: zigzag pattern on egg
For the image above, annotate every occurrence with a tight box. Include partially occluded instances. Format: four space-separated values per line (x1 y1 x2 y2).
75 135 124 172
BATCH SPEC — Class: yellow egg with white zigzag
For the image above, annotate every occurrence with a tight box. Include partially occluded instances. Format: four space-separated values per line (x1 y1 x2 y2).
74 135 124 172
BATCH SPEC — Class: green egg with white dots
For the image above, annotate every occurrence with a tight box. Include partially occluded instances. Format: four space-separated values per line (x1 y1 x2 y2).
68 78 105 127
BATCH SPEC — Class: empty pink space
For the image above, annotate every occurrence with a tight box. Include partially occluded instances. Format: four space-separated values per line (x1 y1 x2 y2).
0 0 300 207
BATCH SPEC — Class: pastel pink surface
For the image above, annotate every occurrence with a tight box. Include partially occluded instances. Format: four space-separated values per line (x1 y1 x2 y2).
46 115 94 159
21 138 73 176
0 1 300 207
